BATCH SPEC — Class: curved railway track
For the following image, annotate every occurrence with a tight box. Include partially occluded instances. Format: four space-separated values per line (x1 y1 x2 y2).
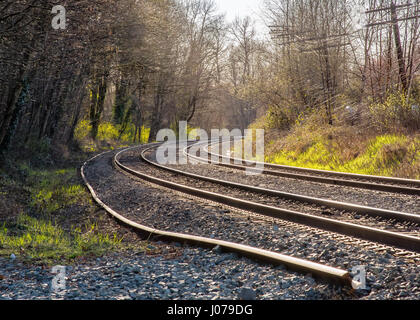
197 140 420 196
82 145 353 286
133 143 420 254
82 141 420 290
181 144 420 225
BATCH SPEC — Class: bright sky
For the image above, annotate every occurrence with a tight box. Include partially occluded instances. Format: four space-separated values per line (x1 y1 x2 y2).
214 0 268 36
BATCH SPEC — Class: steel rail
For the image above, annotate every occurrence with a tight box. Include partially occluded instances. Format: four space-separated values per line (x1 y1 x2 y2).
201 141 420 195
205 140 420 186
80 146 353 286
127 145 420 253
178 144 420 224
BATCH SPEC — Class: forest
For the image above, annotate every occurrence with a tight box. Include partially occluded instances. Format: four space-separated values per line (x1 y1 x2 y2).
0 0 419 171
0 0 419 301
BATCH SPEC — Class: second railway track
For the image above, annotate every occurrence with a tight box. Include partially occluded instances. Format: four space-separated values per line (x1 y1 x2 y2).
198 140 420 196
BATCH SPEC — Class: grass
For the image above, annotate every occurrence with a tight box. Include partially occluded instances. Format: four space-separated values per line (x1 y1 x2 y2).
0 160 134 265
0 214 122 264
21 166 88 214
260 91 420 178
342 135 419 177
266 132 420 179
0 118 160 265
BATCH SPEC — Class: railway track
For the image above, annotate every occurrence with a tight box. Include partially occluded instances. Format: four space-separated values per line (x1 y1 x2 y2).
133 143 420 254
197 140 420 196
82 142 420 289
82 145 353 286
181 144 420 225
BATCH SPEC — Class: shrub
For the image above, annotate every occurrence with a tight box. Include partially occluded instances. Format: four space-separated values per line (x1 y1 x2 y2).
74 120 150 149
369 93 420 131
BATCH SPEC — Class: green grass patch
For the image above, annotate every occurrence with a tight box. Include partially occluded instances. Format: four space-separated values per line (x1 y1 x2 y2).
1 141 152 265
0 214 122 264
341 135 418 176
18 165 89 214
267 134 420 179
0 162 129 264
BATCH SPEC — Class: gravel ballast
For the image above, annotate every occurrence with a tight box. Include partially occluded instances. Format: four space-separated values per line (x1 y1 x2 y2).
134 149 420 235
79 148 420 300
0 248 348 300
2 147 418 300
168 154 420 215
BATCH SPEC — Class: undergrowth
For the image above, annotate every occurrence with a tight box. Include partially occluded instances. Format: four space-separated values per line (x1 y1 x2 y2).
0 159 129 265
22 166 88 214
0 117 159 265
259 91 420 179
75 120 150 152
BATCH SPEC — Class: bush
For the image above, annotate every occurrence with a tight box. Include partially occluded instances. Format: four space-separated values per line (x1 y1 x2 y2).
265 106 296 130
369 93 420 131
74 120 150 151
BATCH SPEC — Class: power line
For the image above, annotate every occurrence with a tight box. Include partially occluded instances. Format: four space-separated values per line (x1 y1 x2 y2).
364 1 419 92
365 2 414 14
366 13 420 27
269 25 352 50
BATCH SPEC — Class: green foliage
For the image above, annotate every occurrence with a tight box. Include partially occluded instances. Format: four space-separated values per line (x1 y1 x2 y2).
369 93 420 131
0 214 122 264
140 126 151 143
266 106 295 130
0 162 127 264
32 185 85 214
342 135 419 176
267 140 340 171
74 120 150 151
74 120 92 141
97 122 120 141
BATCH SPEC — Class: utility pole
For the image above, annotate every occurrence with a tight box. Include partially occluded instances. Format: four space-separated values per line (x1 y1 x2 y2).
391 2 408 92
365 1 420 93
391 2 408 93
268 26 350 126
